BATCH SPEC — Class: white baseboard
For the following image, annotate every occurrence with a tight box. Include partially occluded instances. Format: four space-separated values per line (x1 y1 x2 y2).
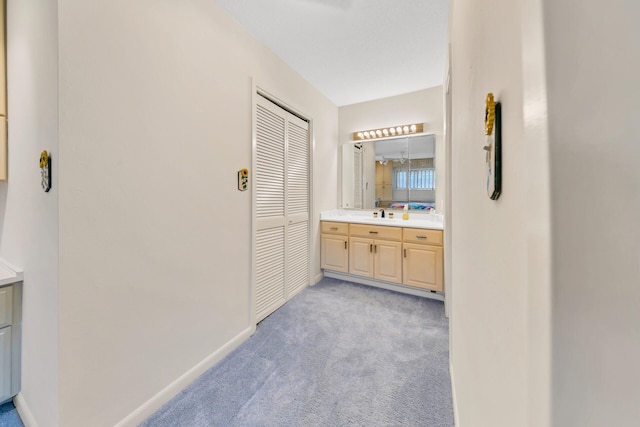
313 272 324 285
14 393 39 427
323 271 445 301
450 361 459 426
114 326 253 427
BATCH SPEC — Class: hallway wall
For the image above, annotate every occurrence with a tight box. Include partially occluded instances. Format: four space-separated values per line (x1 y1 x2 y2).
56 1 337 426
544 1 640 424
0 0 60 425
449 0 532 425
450 0 640 425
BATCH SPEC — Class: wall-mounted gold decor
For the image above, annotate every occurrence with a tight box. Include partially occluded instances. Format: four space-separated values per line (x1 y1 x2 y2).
484 93 501 200
40 151 51 192
238 168 249 191
352 123 424 141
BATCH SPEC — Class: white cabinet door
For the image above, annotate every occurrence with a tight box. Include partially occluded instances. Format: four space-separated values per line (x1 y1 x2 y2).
0 326 11 402
0 286 12 329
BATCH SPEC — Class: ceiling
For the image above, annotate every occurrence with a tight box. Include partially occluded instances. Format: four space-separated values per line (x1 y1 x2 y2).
374 134 435 161
211 0 450 106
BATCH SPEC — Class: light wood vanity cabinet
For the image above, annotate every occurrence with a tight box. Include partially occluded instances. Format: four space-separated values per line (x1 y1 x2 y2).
321 220 444 294
375 162 393 202
349 224 402 284
403 228 443 291
321 222 349 273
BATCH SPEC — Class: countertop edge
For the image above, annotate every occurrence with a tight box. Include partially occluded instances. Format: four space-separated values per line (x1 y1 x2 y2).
320 214 444 230
0 257 24 287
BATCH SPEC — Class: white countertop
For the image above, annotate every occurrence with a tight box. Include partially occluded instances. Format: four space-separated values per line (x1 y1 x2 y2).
0 258 23 287
320 209 444 230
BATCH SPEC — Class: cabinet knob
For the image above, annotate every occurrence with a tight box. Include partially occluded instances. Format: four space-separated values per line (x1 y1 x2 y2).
370 244 373 253
344 241 348 250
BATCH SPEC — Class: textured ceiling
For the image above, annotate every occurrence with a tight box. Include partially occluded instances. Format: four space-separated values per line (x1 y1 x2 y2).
211 0 449 106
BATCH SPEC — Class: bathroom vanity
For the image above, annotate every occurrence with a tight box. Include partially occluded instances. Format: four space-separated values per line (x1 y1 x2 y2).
0 259 22 403
320 210 443 300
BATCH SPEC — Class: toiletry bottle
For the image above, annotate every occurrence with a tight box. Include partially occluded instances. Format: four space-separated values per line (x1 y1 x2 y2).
402 204 409 220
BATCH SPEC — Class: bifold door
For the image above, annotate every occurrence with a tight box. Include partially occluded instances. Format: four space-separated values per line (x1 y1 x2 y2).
254 94 310 322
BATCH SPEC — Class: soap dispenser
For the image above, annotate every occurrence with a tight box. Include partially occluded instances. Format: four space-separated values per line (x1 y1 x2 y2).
402 204 409 220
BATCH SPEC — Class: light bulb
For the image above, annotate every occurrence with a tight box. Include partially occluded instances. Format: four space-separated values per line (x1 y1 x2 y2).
403 126 409 133
382 129 389 136
410 124 417 132
357 132 364 139
364 131 370 138
376 130 382 137
396 127 402 134
389 128 396 135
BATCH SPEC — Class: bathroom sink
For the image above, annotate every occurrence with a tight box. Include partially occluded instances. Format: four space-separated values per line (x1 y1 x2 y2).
320 210 443 230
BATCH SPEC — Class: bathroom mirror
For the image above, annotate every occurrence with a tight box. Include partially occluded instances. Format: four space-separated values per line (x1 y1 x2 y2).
341 134 436 210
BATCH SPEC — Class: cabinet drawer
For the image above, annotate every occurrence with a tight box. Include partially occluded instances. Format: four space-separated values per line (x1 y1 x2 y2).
350 224 402 241
0 286 12 329
321 221 349 235
403 228 443 246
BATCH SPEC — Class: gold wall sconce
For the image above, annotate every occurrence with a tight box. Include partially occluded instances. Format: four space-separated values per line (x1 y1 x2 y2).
352 123 424 141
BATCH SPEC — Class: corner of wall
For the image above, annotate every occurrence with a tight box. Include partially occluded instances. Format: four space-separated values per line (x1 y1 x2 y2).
521 0 553 424
14 393 41 427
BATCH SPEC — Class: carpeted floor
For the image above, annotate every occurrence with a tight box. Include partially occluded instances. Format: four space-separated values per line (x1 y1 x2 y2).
141 278 453 426
0 401 23 427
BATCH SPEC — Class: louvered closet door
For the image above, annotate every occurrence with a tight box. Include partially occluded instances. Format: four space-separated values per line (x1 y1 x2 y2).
255 94 310 322
286 115 310 299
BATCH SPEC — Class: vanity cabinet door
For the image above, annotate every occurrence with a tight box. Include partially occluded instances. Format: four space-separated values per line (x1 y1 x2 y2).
0 326 11 402
349 237 374 278
349 237 402 283
403 242 443 291
374 240 403 284
321 234 349 273
0 286 12 329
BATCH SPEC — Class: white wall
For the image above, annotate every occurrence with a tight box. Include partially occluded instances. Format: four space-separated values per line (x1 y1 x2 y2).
449 0 531 425
56 1 337 426
338 87 445 211
544 1 640 425
0 0 60 425
451 0 640 425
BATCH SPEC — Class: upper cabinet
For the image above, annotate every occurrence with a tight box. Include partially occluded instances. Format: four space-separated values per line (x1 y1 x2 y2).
0 0 6 181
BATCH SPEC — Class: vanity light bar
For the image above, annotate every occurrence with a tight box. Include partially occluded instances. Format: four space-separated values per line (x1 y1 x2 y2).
352 123 424 141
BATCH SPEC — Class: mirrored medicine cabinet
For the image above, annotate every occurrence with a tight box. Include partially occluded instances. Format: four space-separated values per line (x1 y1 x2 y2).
341 134 436 211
